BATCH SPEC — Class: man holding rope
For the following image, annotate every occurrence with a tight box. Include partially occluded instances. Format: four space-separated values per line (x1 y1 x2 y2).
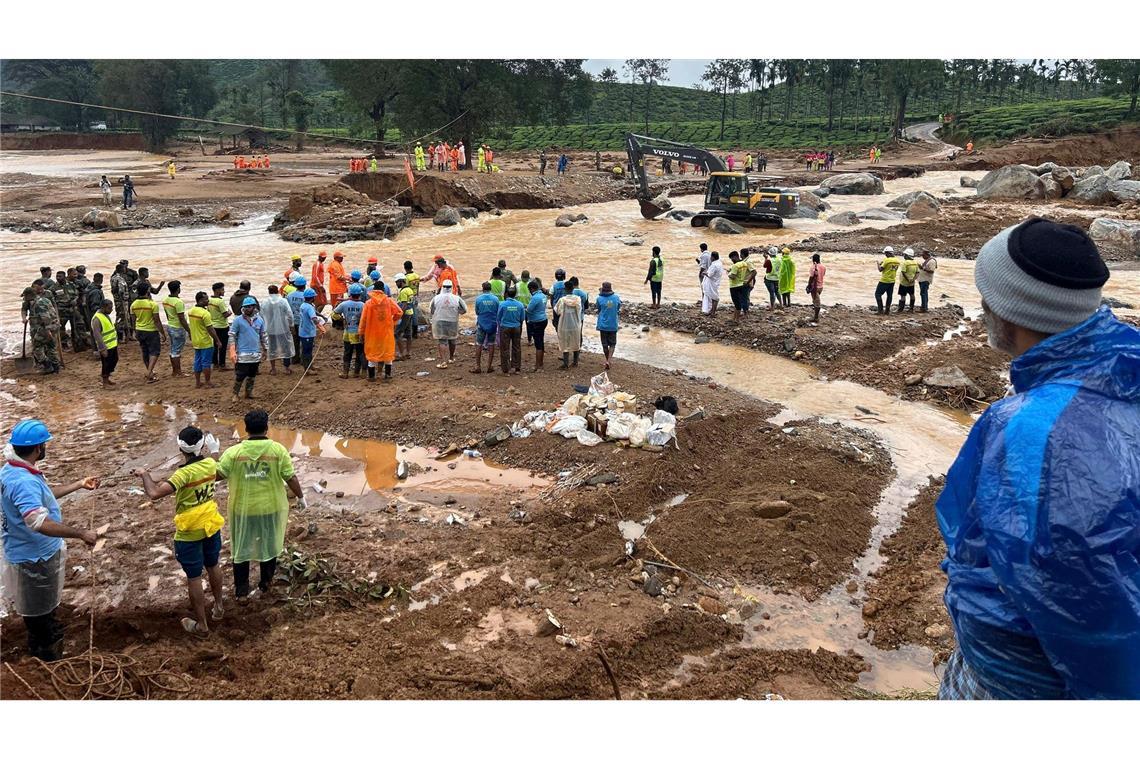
2 419 99 661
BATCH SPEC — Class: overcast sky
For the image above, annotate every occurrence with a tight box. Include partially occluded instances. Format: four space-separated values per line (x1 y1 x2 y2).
583 59 711 88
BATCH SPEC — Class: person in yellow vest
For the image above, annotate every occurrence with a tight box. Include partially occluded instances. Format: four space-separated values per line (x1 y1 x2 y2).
477 144 486 173
644 246 664 308
167 160 176 180
414 141 426 171
370 156 379 172
90 298 119 388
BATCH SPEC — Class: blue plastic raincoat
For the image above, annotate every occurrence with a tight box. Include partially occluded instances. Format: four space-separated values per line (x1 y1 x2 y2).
937 306 1140 699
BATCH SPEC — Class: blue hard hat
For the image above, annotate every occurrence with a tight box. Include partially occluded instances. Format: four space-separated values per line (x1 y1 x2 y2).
242 296 258 307
350 270 362 281
349 283 364 296
10 419 52 447
294 277 307 288
304 288 317 298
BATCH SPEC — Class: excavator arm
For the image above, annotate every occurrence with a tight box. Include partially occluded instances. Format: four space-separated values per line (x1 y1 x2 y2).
625 133 729 218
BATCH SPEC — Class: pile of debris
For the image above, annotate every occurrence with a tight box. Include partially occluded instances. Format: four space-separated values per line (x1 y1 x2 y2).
973 160 1137 204
269 181 413 243
510 372 676 449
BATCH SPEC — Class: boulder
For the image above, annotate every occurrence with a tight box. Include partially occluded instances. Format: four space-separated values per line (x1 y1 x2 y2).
1051 166 1076 192
1102 296 1136 310
798 189 828 211
1087 218 1140 254
791 205 819 220
812 186 831 198
213 207 232 222
856 207 906 221
433 206 462 226
572 213 589 222
887 190 938 210
667 209 695 221
1106 160 1133 181
80 209 122 230
960 176 979 188
456 206 479 219
615 235 644 246
554 213 577 227
1110 180 1140 203
975 165 1044 200
828 210 860 226
1041 175 1063 200
820 172 884 195
1068 175 1116 204
708 217 745 234
923 365 982 397
905 194 942 219
176 206 194 217
1032 162 1060 176
1079 165 1105 178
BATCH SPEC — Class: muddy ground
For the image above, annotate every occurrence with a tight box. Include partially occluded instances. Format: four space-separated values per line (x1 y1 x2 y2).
862 477 955 663
932 125 1140 171
800 197 1140 262
1 333 892 700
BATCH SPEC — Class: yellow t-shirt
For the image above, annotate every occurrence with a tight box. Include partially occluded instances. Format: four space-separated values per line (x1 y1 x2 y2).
405 272 420 294
727 261 750 288
398 286 416 316
207 296 229 328
130 298 160 332
162 296 186 326
879 257 901 284
188 306 214 349
899 260 920 287
167 457 222 541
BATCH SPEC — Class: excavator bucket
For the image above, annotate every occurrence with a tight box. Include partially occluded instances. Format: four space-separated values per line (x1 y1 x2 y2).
638 192 673 219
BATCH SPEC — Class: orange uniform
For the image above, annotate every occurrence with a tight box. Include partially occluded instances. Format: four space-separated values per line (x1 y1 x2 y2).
311 257 328 309
233 156 240 170
437 265 461 296
328 258 348 306
282 266 302 290
358 290 404 364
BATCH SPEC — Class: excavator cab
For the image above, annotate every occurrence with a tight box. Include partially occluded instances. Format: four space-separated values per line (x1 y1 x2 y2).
706 173 753 208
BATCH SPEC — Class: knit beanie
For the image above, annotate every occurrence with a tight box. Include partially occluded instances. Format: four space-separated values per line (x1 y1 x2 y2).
975 218 1109 334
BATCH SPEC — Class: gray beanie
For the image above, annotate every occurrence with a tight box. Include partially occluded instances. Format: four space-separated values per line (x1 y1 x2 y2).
975 219 1109 334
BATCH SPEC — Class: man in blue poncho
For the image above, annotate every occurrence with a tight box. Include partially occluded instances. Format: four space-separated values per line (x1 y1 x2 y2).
938 218 1140 700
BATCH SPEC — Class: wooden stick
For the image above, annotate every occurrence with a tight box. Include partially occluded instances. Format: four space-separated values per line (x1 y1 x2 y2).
424 673 497 688
597 647 621 700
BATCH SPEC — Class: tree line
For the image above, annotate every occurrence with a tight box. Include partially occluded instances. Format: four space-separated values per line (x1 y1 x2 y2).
3 59 1137 152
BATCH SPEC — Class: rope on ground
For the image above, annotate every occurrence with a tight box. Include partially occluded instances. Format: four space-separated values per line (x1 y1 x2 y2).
267 328 327 419
36 654 192 700
3 661 44 700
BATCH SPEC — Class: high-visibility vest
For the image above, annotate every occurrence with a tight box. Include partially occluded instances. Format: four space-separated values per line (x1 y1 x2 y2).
95 311 118 349
651 257 664 283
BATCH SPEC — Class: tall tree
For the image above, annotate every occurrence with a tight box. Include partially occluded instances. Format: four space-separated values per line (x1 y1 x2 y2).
284 90 314 150
4 60 100 131
322 60 404 154
598 67 618 84
630 59 670 133
879 59 945 139
1096 59 1140 114
93 60 215 150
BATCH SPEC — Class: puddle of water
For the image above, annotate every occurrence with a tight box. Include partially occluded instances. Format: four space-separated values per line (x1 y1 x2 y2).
453 568 490 592
218 417 547 496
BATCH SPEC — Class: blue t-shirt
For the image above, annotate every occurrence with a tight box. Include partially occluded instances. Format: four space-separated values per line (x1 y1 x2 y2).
525 292 548 323
0 463 64 564
229 315 265 360
551 281 566 306
334 299 364 335
573 288 589 309
596 292 622 331
475 293 500 332
286 290 306 324
497 298 525 329
298 302 318 338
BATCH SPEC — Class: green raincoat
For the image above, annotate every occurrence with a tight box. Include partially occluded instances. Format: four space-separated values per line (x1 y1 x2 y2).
778 254 797 295
217 438 295 563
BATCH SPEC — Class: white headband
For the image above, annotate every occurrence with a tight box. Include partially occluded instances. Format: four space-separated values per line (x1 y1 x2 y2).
178 437 205 456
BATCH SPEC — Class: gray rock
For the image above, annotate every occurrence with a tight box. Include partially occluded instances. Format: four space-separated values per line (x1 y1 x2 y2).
554 213 576 227
1087 218 1140 254
1068 175 1116 204
923 365 982 397
213 207 232 222
1110 180 1140 203
694 335 711 344
80 209 122 230
975 165 1044 200
820 172 884 195
887 190 938 210
904 374 923 386
797 189 828 211
1032 162 1061 176
456 206 479 219
615 235 644 246
585 472 619 486
960 176 979 188
643 576 664 597
791 205 819 219
1041 175 1063 200
1106 160 1133 181
1102 296 1135 310
905 194 942 220
828 210 860 226
1079 165 1105 178
1051 166 1076 192
708 217 745 234
667 209 695 221
856 207 906 221
812 186 831 197
432 206 461 226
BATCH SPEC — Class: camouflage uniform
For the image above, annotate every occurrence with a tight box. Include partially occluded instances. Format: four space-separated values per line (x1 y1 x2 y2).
29 293 61 373
110 271 133 341
66 275 91 350
85 282 106 324
53 277 84 351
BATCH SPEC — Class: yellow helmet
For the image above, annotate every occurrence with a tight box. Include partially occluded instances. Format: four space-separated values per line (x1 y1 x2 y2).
781 246 792 254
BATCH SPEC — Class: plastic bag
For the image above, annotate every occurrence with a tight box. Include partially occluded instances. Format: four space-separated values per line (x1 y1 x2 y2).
551 415 587 438
652 410 677 427
590 371 615 396
605 412 638 441
628 416 653 447
575 429 603 446
559 394 582 416
647 420 677 447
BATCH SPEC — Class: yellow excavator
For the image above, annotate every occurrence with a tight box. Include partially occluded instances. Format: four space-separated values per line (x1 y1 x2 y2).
625 132 799 228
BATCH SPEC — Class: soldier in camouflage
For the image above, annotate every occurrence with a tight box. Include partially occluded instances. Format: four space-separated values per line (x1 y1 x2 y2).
53 270 82 352
110 261 133 342
65 268 91 351
29 279 61 374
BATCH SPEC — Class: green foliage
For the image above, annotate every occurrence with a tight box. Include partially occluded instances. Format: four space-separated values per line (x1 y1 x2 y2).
279 546 406 613
942 97 1140 144
93 60 216 150
2 60 100 130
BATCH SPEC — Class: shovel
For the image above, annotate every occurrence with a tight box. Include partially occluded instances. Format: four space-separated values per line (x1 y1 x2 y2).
12 320 36 372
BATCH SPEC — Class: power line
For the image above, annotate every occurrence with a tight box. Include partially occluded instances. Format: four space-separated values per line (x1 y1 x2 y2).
0 91 469 151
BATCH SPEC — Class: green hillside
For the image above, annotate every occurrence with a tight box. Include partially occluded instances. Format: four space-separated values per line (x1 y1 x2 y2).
941 97 1140 144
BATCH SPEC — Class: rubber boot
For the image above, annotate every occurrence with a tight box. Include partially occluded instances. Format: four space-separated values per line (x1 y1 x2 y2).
908 304 915 312
560 353 569 370
232 379 243 397
244 377 255 399
367 366 376 382
572 351 580 367
384 363 392 380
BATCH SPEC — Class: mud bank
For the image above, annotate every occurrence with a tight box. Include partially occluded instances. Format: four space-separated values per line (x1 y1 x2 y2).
1 132 148 151
342 170 706 215
932 126 1140 171
862 478 955 662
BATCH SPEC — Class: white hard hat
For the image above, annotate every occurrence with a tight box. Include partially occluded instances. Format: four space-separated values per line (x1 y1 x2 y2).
768 246 778 255
903 247 915 256
883 246 894 254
